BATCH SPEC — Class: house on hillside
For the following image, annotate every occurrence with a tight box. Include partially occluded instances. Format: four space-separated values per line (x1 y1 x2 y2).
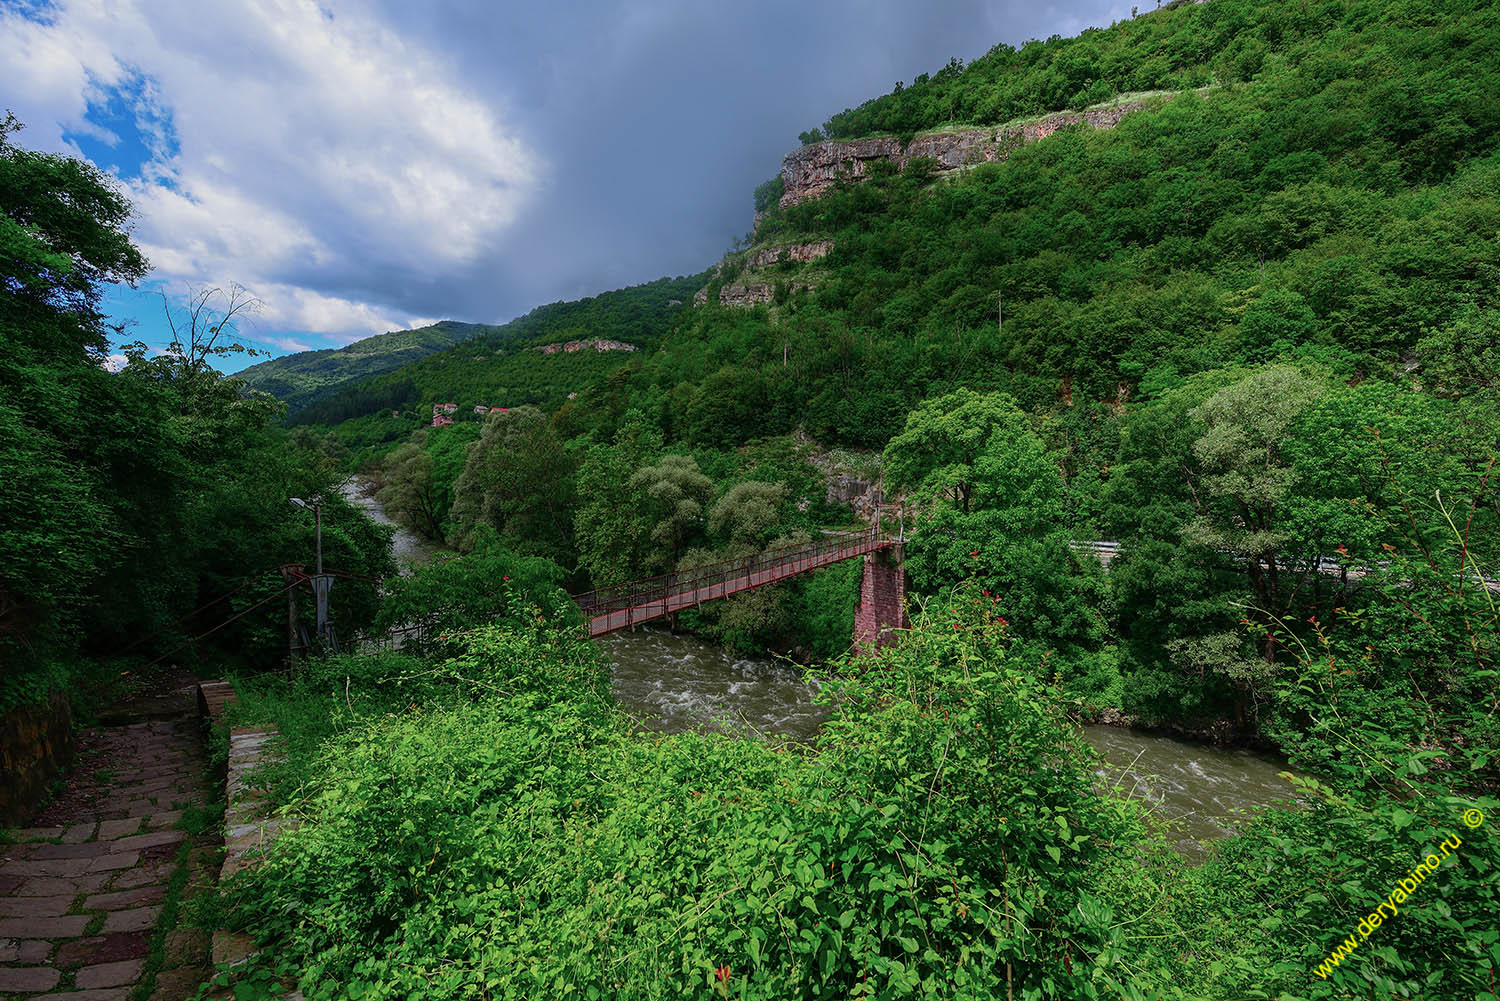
474 405 489 415
432 402 457 428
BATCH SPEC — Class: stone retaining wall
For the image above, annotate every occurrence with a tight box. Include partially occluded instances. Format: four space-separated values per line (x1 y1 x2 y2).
0 692 75 826
197 682 298 997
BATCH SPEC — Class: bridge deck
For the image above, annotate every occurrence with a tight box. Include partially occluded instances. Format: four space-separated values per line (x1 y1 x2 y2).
576 534 893 638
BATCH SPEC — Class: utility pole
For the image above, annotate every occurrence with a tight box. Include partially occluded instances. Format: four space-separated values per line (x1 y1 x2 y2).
997 290 1003 336
291 496 332 649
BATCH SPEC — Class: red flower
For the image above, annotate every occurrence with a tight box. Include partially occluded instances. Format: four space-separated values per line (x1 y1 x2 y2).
503 575 511 581
969 550 979 558
715 965 731 983
1336 544 1348 555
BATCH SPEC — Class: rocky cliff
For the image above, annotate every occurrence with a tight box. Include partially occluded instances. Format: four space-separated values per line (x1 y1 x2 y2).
779 98 1158 208
532 338 639 355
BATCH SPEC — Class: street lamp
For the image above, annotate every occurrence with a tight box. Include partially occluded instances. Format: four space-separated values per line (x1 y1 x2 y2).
288 496 322 574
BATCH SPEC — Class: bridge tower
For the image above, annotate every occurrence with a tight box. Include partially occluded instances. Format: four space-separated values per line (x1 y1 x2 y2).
854 543 907 653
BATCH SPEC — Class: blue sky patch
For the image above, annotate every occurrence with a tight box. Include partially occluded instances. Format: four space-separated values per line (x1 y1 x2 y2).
62 70 178 184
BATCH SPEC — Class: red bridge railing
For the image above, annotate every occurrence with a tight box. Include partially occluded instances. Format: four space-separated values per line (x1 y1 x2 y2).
572 530 894 637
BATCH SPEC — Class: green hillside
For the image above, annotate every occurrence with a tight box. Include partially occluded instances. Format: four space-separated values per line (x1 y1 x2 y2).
599 0 1500 448
12 1 1500 999
238 320 495 415
288 272 706 427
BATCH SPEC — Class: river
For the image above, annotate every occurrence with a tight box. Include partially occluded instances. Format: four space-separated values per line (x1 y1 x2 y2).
340 476 441 570
603 627 1295 859
347 479 1294 859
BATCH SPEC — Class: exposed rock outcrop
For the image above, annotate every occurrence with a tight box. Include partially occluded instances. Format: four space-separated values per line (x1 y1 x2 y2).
780 99 1158 208
748 240 834 269
532 338 638 355
716 282 813 308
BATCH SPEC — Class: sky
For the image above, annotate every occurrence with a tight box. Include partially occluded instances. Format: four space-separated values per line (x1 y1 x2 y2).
1 0 1131 372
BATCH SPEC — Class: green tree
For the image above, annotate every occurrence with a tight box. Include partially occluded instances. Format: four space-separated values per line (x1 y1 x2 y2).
1183 365 1322 650
631 454 713 572
378 439 440 539
451 406 577 564
572 413 663 586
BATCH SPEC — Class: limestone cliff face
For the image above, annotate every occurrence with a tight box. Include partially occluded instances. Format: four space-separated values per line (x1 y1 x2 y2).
715 282 812 307
532 338 638 355
779 99 1157 208
748 240 833 268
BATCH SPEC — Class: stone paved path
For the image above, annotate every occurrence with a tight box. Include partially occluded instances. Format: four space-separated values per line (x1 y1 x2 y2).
1 684 212 1000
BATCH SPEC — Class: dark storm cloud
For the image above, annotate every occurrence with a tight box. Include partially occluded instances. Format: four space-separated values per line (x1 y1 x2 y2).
3 0 1132 349
371 0 1132 325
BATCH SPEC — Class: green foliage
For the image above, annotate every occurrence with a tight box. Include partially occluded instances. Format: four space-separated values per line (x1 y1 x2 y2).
374 528 576 655
2 117 392 709
287 273 706 427
752 175 784 214
238 321 494 417
375 424 479 543
630 454 714 571
451 406 578 565
223 597 1153 1000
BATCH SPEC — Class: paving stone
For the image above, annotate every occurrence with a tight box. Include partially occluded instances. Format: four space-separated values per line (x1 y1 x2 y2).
16 939 52 963
0 894 74 917
0 856 93 877
102 904 161 933
110 862 174 889
111 830 185 853
75 957 144 988
0 965 62 991
61 823 97 844
16 874 110 896
82 884 169 911
7 826 65 841
97 819 143 840
35 989 132 1001
53 932 149 966
145 811 183 830
32 842 114 859
0 873 23 893
88 851 140 873
0 914 90 937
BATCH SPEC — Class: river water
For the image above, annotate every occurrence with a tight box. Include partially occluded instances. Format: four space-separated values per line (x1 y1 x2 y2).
346 481 1294 858
603 627 1295 858
340 477 440 570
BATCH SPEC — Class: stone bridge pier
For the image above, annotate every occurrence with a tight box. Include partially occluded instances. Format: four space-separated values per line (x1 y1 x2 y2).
854 543 907 653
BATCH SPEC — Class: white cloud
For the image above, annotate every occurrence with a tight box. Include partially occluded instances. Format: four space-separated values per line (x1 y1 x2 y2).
0 0 540 344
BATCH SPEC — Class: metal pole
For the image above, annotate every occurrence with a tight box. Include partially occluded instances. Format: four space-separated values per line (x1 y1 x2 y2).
315 503 323 576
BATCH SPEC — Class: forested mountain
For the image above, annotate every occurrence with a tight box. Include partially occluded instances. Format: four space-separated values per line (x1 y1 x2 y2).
286 272 706 426
7 0 1500 998
237 320 495 415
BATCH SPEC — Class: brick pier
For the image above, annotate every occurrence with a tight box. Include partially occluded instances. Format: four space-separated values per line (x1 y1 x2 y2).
854 543 907 653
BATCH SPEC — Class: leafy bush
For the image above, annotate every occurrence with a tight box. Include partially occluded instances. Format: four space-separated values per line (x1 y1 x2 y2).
222 596 1148 999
